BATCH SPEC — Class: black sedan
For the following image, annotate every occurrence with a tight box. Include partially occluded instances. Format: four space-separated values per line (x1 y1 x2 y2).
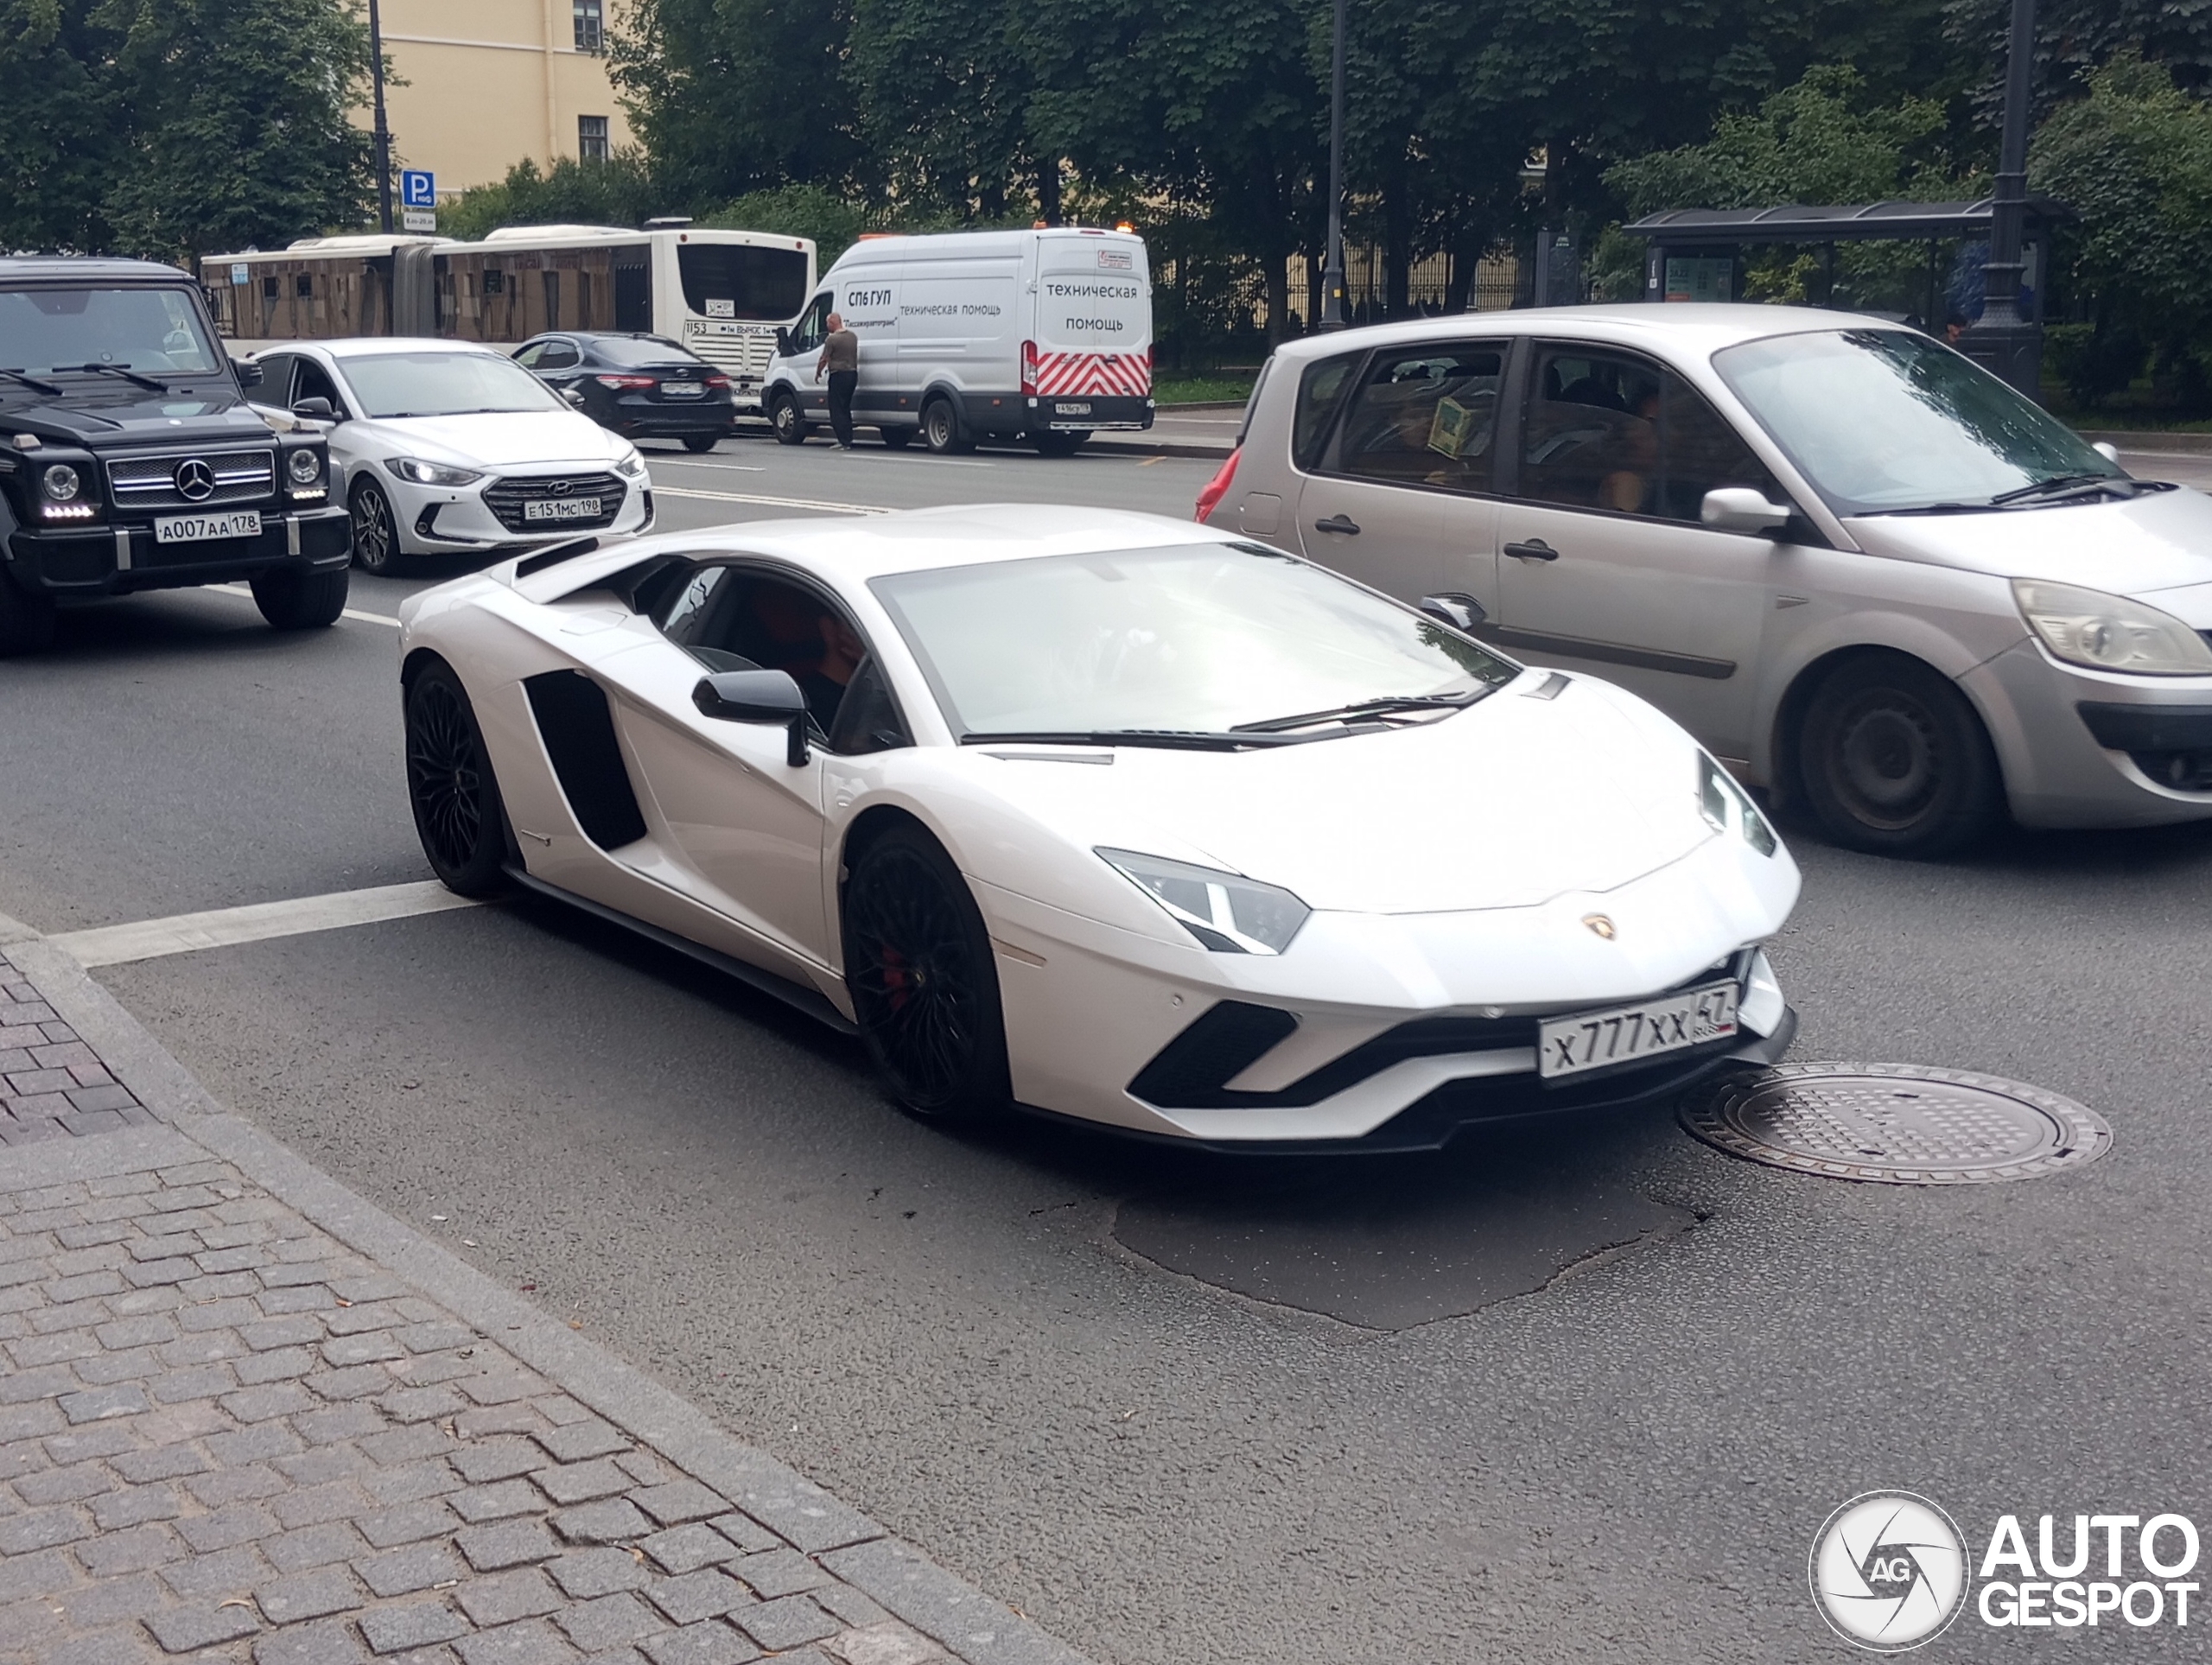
512 332 735 452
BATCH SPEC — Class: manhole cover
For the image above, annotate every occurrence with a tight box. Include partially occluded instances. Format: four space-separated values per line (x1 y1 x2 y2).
1681 1064 2111 1184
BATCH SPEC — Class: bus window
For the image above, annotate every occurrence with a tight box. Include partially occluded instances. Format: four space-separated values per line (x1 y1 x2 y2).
677 244 809 322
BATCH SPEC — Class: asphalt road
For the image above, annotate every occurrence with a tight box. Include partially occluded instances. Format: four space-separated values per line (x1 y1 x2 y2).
5 429 2211 1663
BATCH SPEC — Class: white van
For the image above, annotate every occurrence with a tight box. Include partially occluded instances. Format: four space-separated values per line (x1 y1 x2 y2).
761 227 1154 454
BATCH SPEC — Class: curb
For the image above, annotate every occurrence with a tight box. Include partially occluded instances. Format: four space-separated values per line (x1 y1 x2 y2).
2082 429 2212 455
0 906 1095 1665
1087 435 1235 461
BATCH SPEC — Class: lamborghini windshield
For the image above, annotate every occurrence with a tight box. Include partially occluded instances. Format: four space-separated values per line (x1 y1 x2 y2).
871 542 1515 741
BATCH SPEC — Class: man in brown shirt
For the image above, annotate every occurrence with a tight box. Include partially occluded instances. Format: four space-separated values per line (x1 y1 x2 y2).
814 312 860 449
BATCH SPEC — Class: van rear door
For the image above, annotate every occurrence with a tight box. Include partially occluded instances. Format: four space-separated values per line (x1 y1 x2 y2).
1033 233 1152 429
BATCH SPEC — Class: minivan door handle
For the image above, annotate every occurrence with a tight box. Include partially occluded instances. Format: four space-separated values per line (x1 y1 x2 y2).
1313 513 1361 536
1503 538 1559 562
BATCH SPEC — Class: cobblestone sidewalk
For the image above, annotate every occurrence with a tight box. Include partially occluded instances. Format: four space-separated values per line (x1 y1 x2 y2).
0 944 1086 1665
0 954 159 1143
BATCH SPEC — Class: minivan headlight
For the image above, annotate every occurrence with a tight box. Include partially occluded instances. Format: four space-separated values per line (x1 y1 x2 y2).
1096 848 1310 954
388 457 483 487
2013 579 2212 677
1699 754 1777 856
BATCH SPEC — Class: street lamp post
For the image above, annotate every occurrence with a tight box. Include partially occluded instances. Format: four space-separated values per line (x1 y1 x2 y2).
1961 0 2039 395
369 0 395 234
1318 0 1348 331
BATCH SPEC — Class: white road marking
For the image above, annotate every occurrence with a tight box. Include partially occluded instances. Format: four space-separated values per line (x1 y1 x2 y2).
644 459 767 473
207 583 401 627
651 486 894 516
48 880 482 968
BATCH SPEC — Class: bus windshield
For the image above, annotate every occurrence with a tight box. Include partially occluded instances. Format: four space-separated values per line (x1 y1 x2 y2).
677 244 810 321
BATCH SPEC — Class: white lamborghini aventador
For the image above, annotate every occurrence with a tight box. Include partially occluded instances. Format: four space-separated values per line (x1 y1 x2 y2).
397 505 1800 1149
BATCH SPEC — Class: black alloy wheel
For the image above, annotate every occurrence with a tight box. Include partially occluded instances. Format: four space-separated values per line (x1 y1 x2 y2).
1799 651 2002 857
0 575 58 658
770 391 810 445
250 566 349 631
351 480 398 575
404 660 512 898
921 397 971 454
842 826 1010 1120
1033 430 1087 457
682 434 719 454
879 426 915 450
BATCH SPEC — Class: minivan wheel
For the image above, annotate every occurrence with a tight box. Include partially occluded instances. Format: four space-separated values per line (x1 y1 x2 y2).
770 391 810 445
1798 652 2003 857
922 398 971 454
350 480 397 575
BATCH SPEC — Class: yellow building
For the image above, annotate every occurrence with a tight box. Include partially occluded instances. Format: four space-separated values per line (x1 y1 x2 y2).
357 0 636 197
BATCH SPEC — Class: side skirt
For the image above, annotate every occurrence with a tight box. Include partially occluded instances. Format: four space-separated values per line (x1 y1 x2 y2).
502 865 858 1037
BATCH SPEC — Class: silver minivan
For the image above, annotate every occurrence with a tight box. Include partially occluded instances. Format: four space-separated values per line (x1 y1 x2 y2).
1208 304 2212 855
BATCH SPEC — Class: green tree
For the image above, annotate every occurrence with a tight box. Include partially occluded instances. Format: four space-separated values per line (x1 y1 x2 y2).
848 0 1049 220
440 153 664 242
0 0 124 253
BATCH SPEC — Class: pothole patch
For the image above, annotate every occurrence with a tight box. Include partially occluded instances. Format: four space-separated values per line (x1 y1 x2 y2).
1681 1063 2112 1185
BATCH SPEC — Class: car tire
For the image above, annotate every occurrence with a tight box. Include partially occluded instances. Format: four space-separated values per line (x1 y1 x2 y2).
351 479 398 575
682 434 718 454
1798 651 2003 857
921 397 972 454
1033 430 1087 457
249 567 349 631
404 658 513 899
879 426 916 450
0 575 58 658
769 391 810 445
842 823 1010 1122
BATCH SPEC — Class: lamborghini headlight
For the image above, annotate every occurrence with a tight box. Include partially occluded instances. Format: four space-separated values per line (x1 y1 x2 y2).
1096 848 1310 955
1698 754 1777 856
2013 579 2212 677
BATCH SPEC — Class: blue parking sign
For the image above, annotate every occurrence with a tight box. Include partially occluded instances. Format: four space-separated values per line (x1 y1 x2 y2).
400 170 436 208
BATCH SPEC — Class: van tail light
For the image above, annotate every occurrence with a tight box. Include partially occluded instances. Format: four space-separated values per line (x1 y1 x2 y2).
1194 445 1241 524
595 374 654 390
1020 340 1039 397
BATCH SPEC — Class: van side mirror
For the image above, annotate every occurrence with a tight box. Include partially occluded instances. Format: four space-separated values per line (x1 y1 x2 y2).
1700 486 1792 536
693 669 810 766
1418 592 1487 631
291 397 338 423
232 358 264 389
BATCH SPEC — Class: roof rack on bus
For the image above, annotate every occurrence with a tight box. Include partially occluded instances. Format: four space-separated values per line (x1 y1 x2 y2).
480 225 635 241
643 216 694 231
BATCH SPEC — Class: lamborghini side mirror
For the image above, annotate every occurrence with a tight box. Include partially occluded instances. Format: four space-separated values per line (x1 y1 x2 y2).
693 669 810 765
1418 592 1487 632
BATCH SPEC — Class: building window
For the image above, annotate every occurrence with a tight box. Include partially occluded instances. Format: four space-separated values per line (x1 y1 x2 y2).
578 115 610 164
573 0 603 52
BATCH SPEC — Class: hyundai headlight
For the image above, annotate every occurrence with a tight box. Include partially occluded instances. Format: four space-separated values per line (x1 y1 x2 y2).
388 456 483 487
2013 579 2212 677
1698 754 1777 856
613 448 648 479
1096 848 1310 954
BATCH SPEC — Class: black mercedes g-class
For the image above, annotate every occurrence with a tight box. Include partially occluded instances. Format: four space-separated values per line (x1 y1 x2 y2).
0 257 351 654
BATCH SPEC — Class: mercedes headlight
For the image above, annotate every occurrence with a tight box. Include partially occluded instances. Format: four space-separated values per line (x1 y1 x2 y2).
1096 848 1310 955
1699 754 1777 856
41 464 79 501
613 448 648 479
2013 579 2212 677
388 457 483 487
287 447 324 485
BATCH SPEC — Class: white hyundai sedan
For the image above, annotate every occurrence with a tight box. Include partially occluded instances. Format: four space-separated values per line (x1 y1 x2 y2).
396 505 1799 1150
250 340 653 574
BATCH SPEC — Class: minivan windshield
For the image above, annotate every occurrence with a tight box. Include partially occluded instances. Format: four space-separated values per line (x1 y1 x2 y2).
339 351 564 418
1713 328 2124 515
871 542 1514 741
0 286 221 378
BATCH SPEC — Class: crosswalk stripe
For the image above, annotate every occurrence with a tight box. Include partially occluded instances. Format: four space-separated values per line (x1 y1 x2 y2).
49 880 481 968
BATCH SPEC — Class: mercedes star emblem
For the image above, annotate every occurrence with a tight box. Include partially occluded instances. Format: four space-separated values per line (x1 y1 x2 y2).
174 459 215 501
1582 914 1617 940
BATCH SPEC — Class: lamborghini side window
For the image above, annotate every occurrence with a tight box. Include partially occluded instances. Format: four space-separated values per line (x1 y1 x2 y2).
825 657 910 755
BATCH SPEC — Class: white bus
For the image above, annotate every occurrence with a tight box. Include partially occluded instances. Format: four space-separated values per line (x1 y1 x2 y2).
200 223 815 412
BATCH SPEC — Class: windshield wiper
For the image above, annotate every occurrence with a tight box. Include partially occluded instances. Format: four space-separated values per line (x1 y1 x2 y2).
0 368 62 396
60 362 170 392
1988 473 2136 506
961 728 1313 752
1230 690 1484 734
